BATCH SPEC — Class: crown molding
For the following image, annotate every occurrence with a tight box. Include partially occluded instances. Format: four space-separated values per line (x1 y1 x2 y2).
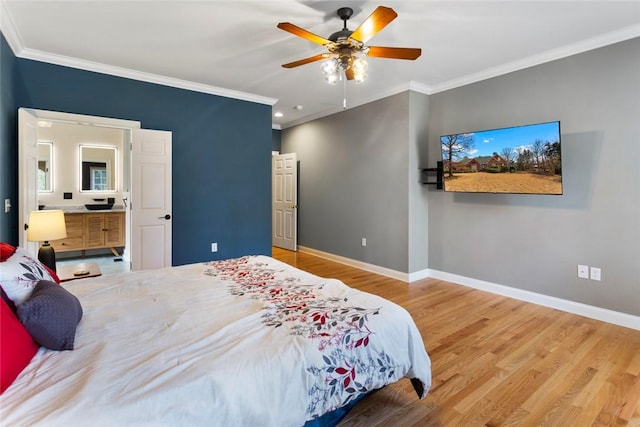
17 48 277 106
283 23 640 128
0 0 24 52
4 0 638 125
281 80 416 129
0 0 277 107
428 23 640 94
408 81 432 95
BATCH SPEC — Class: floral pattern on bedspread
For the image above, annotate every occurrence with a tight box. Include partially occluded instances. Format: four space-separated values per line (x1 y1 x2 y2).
204 256 402 419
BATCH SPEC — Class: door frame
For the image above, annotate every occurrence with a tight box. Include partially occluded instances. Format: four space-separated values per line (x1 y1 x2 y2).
18 109 39 255
18 108 140 263
272 152 297 251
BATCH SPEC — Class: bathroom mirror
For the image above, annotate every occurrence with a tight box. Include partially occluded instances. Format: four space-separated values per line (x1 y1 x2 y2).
80 145 117 192
37 142 53 192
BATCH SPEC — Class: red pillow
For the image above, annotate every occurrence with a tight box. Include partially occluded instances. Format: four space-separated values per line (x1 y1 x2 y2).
43 264 61 285
0 242 16 262
0 298 39 393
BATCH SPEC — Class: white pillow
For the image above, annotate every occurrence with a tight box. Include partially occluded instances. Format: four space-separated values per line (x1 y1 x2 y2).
0 247 56 305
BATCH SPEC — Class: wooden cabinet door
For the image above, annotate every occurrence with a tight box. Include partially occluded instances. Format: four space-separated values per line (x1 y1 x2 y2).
85 213 106 248
104 212 125 247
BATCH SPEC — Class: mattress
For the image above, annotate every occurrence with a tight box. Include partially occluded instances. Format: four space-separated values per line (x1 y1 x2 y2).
0 255 431 426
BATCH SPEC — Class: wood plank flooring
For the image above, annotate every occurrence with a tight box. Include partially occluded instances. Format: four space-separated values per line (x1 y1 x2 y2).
271 247 640 427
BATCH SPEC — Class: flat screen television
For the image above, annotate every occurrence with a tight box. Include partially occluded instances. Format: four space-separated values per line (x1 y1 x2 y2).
440 121 562 195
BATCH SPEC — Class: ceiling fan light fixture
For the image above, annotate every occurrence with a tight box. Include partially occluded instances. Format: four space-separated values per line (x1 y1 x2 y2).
351 57 368 83
321 59 340 84
279 5 421 86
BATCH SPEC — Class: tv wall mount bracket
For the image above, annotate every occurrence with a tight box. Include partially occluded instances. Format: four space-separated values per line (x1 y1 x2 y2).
421 161 443 190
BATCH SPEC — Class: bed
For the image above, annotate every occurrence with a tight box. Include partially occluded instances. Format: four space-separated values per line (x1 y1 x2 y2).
1 248 431 426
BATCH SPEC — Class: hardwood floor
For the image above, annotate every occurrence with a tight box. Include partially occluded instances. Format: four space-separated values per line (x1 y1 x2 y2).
271 247 640 427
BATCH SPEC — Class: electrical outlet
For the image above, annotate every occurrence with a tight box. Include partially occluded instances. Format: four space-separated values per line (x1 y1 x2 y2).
590 267 601 281
211 243 218 252
577 264 589 279
361 238 367 247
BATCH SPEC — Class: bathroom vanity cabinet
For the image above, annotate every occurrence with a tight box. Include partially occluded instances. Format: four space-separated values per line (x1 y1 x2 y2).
51 211 125 255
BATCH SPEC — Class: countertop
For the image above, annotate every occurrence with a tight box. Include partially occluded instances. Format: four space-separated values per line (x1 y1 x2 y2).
41 205 126 214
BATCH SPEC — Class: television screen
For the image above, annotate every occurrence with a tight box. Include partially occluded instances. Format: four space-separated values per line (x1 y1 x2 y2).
440 121 562 194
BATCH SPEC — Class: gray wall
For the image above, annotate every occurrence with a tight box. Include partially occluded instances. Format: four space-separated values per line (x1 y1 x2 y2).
408 92 430 273
428 37 640 316
282 92 411 273
280 38 639 317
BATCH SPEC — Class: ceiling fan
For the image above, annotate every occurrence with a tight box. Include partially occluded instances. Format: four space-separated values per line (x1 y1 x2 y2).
278 6 421 83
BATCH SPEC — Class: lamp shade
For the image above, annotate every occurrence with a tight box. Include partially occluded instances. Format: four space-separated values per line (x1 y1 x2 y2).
27 210 67 242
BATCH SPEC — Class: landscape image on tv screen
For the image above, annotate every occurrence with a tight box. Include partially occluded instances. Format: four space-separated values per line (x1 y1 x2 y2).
440 121 562 194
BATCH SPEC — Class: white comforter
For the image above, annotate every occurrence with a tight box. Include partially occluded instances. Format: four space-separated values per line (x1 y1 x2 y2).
1 256 431 426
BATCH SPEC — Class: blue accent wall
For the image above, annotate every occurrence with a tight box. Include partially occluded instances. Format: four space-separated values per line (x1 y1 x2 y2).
2 38 272 264
0 33 19 243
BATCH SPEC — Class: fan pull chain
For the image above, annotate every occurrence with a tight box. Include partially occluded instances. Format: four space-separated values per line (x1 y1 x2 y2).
342 72 347 109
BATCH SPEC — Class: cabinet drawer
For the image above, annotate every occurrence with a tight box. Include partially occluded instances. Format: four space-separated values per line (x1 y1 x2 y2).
65 214 84 227
51 237 84 252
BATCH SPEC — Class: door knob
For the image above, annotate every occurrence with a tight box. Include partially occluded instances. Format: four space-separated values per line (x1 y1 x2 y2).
159 214 171 220
290 205 297 209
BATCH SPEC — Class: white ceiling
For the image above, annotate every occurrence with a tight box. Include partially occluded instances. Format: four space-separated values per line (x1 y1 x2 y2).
2 1 639 129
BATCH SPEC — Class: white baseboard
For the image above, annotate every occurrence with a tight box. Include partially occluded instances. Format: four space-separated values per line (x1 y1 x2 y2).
297 246 410 282
427 269 640 331
408 268 430 282
296 246 640 331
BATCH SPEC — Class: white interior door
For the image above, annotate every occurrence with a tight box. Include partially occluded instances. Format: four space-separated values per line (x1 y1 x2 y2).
131 128 172 270
272 153 297 251
18 108 39 256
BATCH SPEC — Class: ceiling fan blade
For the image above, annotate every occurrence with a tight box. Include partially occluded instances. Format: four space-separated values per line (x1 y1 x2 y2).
277 22 333 45
349 6 397 43
367 46 422 60
282 54 329 68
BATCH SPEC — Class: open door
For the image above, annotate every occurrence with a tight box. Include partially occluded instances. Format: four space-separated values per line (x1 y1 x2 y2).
272 153 297 251
130 128 172 270
18 108 39 256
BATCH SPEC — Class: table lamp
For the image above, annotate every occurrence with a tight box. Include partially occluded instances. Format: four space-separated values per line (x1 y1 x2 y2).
27 210 67 272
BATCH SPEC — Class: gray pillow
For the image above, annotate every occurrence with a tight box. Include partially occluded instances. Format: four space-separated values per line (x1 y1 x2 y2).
17 280 83 351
